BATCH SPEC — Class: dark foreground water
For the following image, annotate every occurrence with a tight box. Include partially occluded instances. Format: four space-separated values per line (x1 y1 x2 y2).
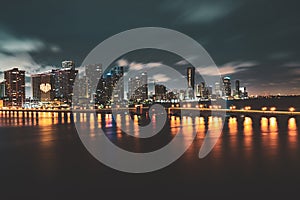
1 113 300 199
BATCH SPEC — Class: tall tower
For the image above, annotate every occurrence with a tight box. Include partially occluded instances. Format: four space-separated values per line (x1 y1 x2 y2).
85 64 102 101
140 72 148 100
215 82 222 97
222 76 231 97
187 66 195 90
4 68 25 107
235 80 240 98
127 72 148 101
53 61 78 104
186 66 195 99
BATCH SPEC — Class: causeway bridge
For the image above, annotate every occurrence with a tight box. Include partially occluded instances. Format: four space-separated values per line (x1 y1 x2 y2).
0 107 299 129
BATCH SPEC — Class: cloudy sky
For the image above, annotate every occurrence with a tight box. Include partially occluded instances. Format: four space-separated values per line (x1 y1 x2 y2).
0 0 300 95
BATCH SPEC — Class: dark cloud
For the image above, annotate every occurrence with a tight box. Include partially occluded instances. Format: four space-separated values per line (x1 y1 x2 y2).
0 0 300 95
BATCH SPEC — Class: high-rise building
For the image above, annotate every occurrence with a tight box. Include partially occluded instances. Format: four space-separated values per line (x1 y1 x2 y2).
73 75 89 105
4 68 25 107
31 72 55 102
95 65 124 104
128 72 148 101
222 76 231 97
53 62 78 104
239 87 248 99
0 81 6 99
204 85 213 99
111 66 124 102
85 64 102 101
235 80 240 98
196 82 206 98
186 66 195 99
187 66 195 90
215 82 222 97
140 72 148 100
155 84 167 101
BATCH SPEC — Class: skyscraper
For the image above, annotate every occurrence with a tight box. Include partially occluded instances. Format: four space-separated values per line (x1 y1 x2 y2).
4 68 25 107
140 72 148 100
128 72 148 101
196 82 205 98
53 62 78 104
155 84 167 101
187 66 195 90
215 82 222 97
186 66 195 99
0 81 6 99
235 80 240 98
31 72 55 102
94 65 124 104
111 66 124 102
222 76 231 97
85 64 102 101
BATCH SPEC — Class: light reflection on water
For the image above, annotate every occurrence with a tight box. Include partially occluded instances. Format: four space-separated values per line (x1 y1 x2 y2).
0 112 299 158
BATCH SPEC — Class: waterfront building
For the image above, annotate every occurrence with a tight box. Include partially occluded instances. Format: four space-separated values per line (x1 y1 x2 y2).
235 80 240 98
155 84 167 101
128 72 148 102
32 72 55 102
95 65 124 104
85 64 102 102
3 68 25 107
186 66 195 99
222 76 232 97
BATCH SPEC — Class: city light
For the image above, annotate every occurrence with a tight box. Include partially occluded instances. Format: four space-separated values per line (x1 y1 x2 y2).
229 105 236 110
270 107 276 111
289 107 295 112
244 106 251 110
261 107 267 111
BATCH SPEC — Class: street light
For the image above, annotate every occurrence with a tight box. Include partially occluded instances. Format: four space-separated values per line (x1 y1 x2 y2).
270 107 276 111
230 105 236 110
244 106 251 110
261 107 267 111
289 107 295 112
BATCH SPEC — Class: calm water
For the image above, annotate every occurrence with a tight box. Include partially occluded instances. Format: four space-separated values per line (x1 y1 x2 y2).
1 112 300 199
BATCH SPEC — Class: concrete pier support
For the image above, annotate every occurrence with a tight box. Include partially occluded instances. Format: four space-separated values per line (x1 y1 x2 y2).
236 116 245 132
70 112 74 123
251 115 261 132
58 112 62 123
277 116 289 132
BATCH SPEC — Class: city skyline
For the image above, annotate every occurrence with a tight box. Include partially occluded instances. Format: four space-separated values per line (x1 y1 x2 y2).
1 0 300 95
0 62 295 102
1 1 300 198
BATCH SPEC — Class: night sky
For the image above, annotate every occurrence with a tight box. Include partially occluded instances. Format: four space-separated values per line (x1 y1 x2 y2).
0 0 300 95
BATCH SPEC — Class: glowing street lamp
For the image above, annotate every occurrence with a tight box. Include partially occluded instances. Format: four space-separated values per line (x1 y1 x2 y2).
244 106 251 110
261 107 267 111
270 107 276 111
289 107 295 112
